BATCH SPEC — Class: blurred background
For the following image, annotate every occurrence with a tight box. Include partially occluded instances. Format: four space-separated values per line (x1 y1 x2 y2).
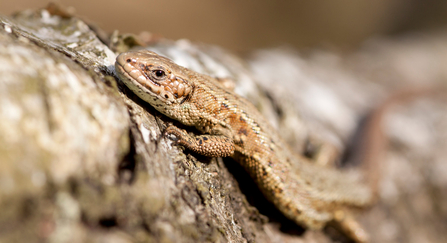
2 0 447 52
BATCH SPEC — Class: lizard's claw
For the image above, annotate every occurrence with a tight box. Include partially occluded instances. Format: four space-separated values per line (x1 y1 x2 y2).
163 125 186 141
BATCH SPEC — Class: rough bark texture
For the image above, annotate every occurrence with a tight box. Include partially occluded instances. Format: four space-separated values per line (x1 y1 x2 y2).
0 6 446 243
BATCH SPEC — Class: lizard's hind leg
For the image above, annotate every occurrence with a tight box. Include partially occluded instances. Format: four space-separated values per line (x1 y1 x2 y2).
305 136 341 168
330 209 369 243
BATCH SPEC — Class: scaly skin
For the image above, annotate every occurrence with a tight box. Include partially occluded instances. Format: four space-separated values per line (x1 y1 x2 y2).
115 50 373 242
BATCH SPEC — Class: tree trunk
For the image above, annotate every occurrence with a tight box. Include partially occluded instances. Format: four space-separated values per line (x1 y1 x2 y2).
0 5 446 243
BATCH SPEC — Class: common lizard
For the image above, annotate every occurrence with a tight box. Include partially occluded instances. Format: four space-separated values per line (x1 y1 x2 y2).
115 50 390 242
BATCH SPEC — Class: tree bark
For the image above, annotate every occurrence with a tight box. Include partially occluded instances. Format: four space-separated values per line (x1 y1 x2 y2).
0 5 446 243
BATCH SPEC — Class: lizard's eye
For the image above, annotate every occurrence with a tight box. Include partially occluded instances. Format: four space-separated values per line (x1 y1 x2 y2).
155 70 165 77
150 69 167 81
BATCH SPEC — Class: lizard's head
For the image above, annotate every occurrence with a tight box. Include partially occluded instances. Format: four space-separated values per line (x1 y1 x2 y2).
115 50 193 105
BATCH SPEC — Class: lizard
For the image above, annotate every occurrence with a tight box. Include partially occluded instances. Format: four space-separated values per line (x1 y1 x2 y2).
114 49 418 242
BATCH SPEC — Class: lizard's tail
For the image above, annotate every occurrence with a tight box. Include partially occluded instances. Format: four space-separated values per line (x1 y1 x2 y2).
347 85 446 200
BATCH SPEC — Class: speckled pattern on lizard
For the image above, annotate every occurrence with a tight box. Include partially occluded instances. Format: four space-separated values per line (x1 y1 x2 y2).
115 50 374 242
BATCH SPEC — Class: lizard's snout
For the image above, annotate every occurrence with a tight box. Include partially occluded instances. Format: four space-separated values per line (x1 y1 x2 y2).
116 52 138 69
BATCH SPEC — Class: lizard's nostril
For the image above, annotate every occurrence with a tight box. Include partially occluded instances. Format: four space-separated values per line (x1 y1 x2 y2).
126 59 131 63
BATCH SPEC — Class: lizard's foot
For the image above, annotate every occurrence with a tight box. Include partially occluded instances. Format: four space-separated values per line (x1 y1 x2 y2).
305 136 341 167
164 125 235 157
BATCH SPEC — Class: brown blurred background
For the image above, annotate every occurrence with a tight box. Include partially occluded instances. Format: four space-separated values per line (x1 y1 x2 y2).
1 0 447 52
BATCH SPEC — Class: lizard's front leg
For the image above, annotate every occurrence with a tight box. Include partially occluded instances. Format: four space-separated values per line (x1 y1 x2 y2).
164 125 235 157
